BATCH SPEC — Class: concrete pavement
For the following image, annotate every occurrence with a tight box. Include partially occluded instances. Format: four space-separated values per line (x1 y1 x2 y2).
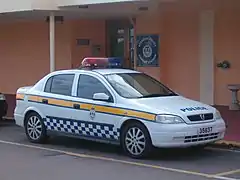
0 143 217 180
0 123 240 180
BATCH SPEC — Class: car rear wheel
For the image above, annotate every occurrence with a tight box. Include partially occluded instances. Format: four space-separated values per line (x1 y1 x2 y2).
25 112 47 143
121 122 152 159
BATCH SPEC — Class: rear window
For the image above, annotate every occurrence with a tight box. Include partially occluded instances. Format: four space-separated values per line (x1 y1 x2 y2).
44 74 75 96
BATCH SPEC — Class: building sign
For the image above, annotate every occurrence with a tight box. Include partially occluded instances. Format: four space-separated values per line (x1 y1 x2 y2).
136 34 159 67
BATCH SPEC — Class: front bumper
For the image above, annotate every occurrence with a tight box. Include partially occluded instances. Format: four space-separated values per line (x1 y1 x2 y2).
149 118 226 148
0 100 8 117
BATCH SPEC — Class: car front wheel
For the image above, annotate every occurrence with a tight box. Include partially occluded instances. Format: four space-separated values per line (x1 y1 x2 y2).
121 122 152 159
25 112 47 143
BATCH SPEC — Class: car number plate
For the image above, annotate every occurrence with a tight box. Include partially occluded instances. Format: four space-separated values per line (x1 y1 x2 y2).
198 127 213 135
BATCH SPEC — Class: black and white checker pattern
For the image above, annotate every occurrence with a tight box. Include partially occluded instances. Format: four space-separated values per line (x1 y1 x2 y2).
44 116 120 141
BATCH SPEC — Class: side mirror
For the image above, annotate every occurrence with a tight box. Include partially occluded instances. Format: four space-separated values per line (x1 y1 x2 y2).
93 93 110 102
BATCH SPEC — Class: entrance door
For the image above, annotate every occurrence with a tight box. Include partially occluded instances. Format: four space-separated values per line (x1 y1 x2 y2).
106 19 134 69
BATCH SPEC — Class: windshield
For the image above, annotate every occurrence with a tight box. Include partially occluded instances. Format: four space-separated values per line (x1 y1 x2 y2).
104 73 178 98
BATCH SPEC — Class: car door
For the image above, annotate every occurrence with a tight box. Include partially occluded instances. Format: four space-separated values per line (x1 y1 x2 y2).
38 73 77 133
71 73 121 142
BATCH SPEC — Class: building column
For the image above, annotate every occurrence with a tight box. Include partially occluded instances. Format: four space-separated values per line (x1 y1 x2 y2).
199 10 214 105
49 12 55 72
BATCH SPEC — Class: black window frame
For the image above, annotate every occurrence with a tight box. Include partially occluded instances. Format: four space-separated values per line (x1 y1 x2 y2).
44 74 75 96
76 74 114 103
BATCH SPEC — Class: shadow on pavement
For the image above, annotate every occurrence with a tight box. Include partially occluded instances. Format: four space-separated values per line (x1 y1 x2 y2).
0 123 235 163
47 135 218 161
0 120 15 127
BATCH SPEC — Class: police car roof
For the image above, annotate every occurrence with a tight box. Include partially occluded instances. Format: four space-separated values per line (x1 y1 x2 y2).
52 68 141 75
92 68 140 75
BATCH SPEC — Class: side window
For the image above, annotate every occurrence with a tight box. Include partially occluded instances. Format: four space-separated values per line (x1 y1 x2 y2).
44 77 53 93
44 74 75 96
77 74 112 101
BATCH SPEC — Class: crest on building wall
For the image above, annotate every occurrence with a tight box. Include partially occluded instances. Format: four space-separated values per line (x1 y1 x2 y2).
136 34 159 67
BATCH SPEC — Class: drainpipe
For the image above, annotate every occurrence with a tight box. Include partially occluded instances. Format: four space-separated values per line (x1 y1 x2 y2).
49 12 55 72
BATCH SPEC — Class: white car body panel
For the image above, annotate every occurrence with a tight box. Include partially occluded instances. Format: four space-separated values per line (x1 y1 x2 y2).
14 68 226 148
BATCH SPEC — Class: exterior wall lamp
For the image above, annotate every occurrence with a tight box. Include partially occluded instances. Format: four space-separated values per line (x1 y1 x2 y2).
217 60 231 69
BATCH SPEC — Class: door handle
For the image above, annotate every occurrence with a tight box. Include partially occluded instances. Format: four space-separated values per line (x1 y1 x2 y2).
73 104 80 109
42 99 48 104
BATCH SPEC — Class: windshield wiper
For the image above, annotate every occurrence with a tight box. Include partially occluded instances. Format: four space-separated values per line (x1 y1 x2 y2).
139 93 178 98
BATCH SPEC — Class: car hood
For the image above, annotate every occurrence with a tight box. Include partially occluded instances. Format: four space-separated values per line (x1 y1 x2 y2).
128 96 215 116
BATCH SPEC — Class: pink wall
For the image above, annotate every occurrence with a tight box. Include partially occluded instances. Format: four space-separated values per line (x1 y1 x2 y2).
70 19 106 68
0 19 106 117
214 7 240 105
0 21 49 94
136 6 200 101
160 10 200 100
0 19 106 94
0 21 73 94
136 11 161 81
136 0 240 105
1 0 240 110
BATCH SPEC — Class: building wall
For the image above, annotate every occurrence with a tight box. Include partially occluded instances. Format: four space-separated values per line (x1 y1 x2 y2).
160 9 200 101
70 19 106 68
0 19 106 117
136 5 200 101
135 11 161 81
214 7 240 106
136 0 240 106
2 0 240 117
0 21 72 94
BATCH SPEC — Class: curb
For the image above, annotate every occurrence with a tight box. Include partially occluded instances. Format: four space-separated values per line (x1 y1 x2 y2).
212 140 240 149
1 117 15 124
3 116 14 120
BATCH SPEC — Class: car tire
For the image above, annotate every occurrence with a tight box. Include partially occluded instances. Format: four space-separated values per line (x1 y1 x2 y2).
121 122 152 159
24 112 48 144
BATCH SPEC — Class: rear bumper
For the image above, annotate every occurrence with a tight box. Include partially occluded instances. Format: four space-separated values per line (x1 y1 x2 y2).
0 100 8 117
149 118 226 148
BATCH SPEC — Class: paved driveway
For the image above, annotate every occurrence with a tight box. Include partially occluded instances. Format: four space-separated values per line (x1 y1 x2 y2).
0 122 239 180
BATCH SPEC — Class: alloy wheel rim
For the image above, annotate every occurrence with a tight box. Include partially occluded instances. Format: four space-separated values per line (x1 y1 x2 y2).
27 116 42 140
125 127 146 156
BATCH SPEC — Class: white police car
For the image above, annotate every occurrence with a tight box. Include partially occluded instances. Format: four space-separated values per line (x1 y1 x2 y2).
14 57 226 158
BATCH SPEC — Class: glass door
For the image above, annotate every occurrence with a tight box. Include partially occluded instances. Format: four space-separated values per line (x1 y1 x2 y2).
106 19 133 69
129 26 134 69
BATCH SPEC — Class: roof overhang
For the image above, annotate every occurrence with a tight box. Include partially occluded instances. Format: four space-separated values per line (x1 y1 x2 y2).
57 0 150 7
56 0 161 18
0 0 177 21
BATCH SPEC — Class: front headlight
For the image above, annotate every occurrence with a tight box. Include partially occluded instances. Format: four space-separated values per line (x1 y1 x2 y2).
155 114 185 124
0 94 5 100
214 110 222 120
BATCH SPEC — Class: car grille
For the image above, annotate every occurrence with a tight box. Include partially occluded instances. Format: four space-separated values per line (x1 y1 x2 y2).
184 132 219 143
187 113 214 122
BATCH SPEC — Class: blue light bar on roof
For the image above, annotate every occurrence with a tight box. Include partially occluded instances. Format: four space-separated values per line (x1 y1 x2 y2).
106 57 123 68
